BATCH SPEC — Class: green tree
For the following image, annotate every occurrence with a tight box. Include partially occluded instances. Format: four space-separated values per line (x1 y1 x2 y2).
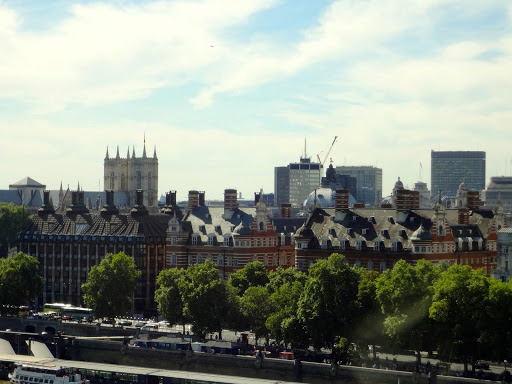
241 286 273 344
481 279 512 362
429 264 490 372
298 253 360 350
155 268 188 333
82 252 140 320
376 259 439 363
229 261 269 296
0 252 43 311
353 269 382 359
266 280 306 348
267 266 307 294
180 260 229 339
0 203 31 258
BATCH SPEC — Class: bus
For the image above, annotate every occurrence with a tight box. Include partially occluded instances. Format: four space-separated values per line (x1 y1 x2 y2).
43 303 93 321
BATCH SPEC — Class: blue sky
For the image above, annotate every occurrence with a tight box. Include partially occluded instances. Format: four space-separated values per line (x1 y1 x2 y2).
1 0 511 201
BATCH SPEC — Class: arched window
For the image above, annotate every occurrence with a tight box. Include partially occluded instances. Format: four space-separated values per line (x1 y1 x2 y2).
259 222 264 231
148 172 152 190
137 171 142 189
110 173 114 189
367 260 374 271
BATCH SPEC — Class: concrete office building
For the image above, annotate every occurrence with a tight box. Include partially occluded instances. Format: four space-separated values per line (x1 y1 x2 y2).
481 177 512 209
335 166 382 207
431 151 486 199
274 158 321 207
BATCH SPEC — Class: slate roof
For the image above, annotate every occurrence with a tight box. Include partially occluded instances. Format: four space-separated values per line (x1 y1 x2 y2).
183 206 255 243
304 208 495 250
9 177 45 188
19 210 169 243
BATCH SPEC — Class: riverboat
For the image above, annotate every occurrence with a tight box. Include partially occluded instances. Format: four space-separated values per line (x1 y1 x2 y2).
9 362 90 384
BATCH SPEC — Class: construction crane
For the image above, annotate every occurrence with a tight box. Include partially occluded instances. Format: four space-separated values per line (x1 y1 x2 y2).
321 136 338 170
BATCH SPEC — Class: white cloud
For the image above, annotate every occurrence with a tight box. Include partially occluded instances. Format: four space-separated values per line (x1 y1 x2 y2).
0 0 277 110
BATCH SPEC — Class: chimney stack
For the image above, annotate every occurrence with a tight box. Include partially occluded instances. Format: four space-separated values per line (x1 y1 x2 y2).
280 203 292 218
255 192 261 205
334 189 350 221
38 190 55 215
223 189 238 219
101 190 119 215
467 191 480 210
188 190 199 211
199 191 205 206
131 190 148 216
396 189 420 211
458 208 470 225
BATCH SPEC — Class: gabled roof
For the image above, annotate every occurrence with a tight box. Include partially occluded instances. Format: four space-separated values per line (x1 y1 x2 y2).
9 177 45 188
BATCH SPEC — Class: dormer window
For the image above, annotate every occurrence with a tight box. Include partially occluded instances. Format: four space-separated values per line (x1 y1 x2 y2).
362 229 368 235
392 240 401 252
223 236 231 246
207 234 215 246
374 240 384 251
191 235 199 246
352 216 357 221
356 239 365 250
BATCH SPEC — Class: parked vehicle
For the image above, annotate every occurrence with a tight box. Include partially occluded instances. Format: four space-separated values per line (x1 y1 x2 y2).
118 320 132 326
475 361 490 370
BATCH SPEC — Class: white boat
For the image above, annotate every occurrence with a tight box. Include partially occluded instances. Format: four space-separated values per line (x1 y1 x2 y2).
9 362 90 384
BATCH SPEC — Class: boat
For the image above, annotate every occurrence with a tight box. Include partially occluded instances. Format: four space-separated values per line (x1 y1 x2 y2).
9 362 90 384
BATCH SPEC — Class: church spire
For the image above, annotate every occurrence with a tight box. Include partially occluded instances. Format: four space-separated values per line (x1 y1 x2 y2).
116 145 120 159
143 133 147 158
105 147 109 160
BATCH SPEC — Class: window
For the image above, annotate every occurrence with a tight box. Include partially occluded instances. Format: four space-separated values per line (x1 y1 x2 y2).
208 236 214 246
148 172 152 190
223 236 230 246
356 240 365 250
380 261 386 272
259 222 264 231
392 240 400 252
110 172 115 189
321 239 329 250
191 235 199 246
171 237 177 246
367 260 374 271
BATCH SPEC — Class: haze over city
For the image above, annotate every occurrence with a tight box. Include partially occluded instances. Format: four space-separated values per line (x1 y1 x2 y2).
1 0 511 200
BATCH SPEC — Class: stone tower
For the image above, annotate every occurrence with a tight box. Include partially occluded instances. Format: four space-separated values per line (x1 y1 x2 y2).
103 144 158 208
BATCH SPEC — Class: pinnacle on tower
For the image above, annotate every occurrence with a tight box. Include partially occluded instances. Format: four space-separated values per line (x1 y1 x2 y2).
116 145 120 158
153 145 157 159
105 147 109 160
77 181 80 191
59 181 63 192
143 143 147 158
127 146 130 158
132 145 136 158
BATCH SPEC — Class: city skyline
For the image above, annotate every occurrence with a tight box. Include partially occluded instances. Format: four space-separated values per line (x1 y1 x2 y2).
1 0 511 201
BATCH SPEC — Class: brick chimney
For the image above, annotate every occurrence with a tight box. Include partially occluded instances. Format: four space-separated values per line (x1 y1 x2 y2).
199 191 205 206
467 191 480 210
165 191 177 207
188 190 199 211
38 190 55 215
280 203 292 218
396 189 420 211
458 208 470 225
131 190 148 216
101 190 118 215
334 189 349 221
223 189 238 219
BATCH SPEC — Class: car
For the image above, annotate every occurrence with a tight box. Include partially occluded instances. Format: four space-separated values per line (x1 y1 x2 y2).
102 318 115 324
118 320 132 326
135 321 147 328
62 315 73 321
157 320 170 327
474 360 490 370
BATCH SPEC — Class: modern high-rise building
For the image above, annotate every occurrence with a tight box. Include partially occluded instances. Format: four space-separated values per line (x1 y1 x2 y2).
274 157 321 207
335 166 382 207
431 151 486 199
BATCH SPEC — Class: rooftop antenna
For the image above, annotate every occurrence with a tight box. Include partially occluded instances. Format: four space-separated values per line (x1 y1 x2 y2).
304 137 307 159
419 162 423 182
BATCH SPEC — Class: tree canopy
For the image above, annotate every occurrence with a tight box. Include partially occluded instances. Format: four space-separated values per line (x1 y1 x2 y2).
229 261 269 296
298 253 360 350
0 252 42 311
155 267 188 332
0 203 31 258
82 252 140 320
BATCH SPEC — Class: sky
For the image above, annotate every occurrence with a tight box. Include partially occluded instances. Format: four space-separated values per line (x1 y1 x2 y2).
1 0 512 201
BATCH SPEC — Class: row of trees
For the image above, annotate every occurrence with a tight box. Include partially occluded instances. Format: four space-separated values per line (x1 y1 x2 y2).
154 254 512 373
4 249 511 374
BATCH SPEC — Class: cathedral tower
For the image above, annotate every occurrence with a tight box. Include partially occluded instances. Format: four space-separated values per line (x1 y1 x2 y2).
104 143 158 208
